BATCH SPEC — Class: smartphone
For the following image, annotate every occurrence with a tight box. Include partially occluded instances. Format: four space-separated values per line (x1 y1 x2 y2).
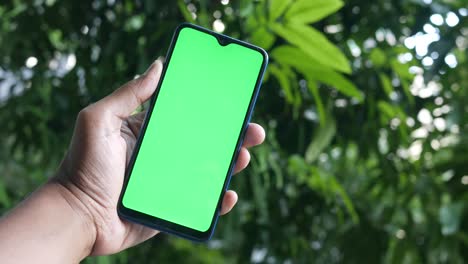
117 23 268 241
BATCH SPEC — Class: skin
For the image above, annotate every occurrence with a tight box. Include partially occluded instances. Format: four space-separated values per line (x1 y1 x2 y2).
0 60 265 263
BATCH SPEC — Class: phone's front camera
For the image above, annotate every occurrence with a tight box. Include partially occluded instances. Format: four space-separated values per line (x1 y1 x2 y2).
217 37 228 46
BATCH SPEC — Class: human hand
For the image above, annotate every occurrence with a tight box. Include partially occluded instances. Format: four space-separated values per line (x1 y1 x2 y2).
53 60 266 256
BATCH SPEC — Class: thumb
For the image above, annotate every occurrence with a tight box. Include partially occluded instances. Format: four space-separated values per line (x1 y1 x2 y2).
100 59 163 119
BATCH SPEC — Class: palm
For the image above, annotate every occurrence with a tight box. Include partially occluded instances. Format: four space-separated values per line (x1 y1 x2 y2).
97 112 160 254
61 110 158 255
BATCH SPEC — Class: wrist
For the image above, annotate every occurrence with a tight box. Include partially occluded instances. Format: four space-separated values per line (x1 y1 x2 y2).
0 180 98 263
44 180 97 259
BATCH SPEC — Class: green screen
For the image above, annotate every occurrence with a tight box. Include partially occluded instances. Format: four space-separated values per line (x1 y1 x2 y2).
122 27 265 232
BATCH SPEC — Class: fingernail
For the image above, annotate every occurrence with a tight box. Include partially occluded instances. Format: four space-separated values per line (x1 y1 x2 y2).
156 56 165 63
143 60 157 75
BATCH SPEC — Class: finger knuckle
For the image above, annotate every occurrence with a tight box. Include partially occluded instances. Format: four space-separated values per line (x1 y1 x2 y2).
77 104 99 124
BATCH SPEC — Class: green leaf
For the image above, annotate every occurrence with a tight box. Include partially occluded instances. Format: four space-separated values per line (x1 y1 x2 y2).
288 155 309 182
328 176 359 224
306 79 326 124
48 30 64 50
270 23 351 73
269 0 292 21
284 0 344 24
391 58 414 80
254 1 268 26
250 27 276 50
409 196 426 224
240 0 255 17
281 65 301 106
305 115 336 163
439 202 464 235
4 3 26 19
377 101 396 118
245 14 259 33
177 0 196 23
309 167 359 223
269 64 294 103
379 73 394 98
391 59 415 105
317 70 363 101
400 79 415 105
272 45 363 101
370 48 386 67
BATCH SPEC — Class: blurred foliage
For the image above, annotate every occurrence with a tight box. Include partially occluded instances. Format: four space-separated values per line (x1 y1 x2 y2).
1 0 468 263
